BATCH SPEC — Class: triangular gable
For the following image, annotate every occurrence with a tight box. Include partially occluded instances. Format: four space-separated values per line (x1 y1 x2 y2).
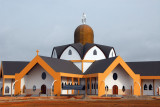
17 55 59 79
101 56 138 81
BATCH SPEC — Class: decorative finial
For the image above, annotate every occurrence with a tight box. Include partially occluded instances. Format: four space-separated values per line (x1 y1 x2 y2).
82 13 86 24
36 50 39 56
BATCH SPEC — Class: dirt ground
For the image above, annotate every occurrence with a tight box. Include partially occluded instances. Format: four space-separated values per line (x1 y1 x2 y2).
0 99 160 107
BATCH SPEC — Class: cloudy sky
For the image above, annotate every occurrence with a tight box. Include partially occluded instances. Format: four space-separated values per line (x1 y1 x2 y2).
0 0 160 62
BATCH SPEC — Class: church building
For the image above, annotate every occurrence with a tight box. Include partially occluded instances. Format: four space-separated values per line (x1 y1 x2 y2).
0 15 160 97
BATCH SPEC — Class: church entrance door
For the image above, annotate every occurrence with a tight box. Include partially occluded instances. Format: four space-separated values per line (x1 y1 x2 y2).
113 85 118 95
41 85 46 94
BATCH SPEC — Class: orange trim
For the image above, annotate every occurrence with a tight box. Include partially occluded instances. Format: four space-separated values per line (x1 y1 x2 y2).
70 60 82 62
141 76 160 79
60 73 83 78
83 73 98 78
14 55 61 96
98 56 141 96
4 75 15 79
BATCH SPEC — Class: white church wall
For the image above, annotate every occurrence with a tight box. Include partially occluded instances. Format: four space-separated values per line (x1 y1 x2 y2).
104 64 133 95
73 62 82 70
83 46 106 60
142 80 154 95
21 64 54 95
83 62 92 73
60 46 81 60
108 48 116 58
4 79 12 95
52 49 57 58
155 80 160 95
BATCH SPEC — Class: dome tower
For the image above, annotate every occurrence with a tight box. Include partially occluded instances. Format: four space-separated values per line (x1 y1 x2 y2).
74 13 94 45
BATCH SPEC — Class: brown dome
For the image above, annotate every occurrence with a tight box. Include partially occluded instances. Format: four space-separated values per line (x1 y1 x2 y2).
74 24 94 45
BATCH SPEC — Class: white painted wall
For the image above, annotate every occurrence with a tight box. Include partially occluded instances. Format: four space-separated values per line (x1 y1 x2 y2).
60 46 81 60
73 62 82 70
83 46 106 60
105 65 133 95
83 62 92 73
155 80 160 95
21 64 54 95
142 79 154 95
109 48 116 58
4 79 15 95
52 49 57 58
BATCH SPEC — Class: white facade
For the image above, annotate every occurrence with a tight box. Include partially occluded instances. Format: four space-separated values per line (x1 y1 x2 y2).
60 46 81 60
83 46 106 60
20 64 54 95
4 79 15 95
73 62 82 70
52 49 57 58
142 79 154 95
83 62 92 73
105 65 133 95
109 48 116 58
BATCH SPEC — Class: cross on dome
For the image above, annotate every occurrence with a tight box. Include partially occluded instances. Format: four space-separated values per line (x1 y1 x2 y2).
36 50 39 56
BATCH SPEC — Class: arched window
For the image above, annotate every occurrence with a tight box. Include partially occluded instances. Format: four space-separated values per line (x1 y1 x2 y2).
42 72 46 80
122 86 125 92
33 85 36 91
105 85 108 91
5 86 9 93
62 82 64 88
65 82 67 86
113 73 118 80
93 49 97 55
68 83 71 85
144 84 147 90
68 50 72 55
149 84 152 90
75 83 76 85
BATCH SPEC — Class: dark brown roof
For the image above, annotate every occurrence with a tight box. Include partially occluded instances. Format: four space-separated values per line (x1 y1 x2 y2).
127 61 160 76
40 56 82 74
2 61 29 75
84 57 117 74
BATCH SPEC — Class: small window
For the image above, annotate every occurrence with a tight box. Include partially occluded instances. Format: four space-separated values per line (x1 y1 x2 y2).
42 72 46 80
75 83 76 85
5 86 9 93
144 84 147 90
122 86 125 92
65 82 67 86
105 85 108 91
62 83 64 88
149 84 152 90
33 85 36 91
68 83 71 85
68 50 72 55
113 73 118 80
93 49 97 55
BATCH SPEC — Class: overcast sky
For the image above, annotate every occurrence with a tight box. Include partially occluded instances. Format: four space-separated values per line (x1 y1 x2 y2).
0 0 160 62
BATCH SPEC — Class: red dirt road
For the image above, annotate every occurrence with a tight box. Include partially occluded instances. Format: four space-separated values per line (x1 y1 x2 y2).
0 100 160 107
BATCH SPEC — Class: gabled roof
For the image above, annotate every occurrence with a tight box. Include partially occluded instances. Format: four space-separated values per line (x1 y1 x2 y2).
51 43 115 59
127 61 160 76
40 56 82 74
84 57 117 74
2 61 29 75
